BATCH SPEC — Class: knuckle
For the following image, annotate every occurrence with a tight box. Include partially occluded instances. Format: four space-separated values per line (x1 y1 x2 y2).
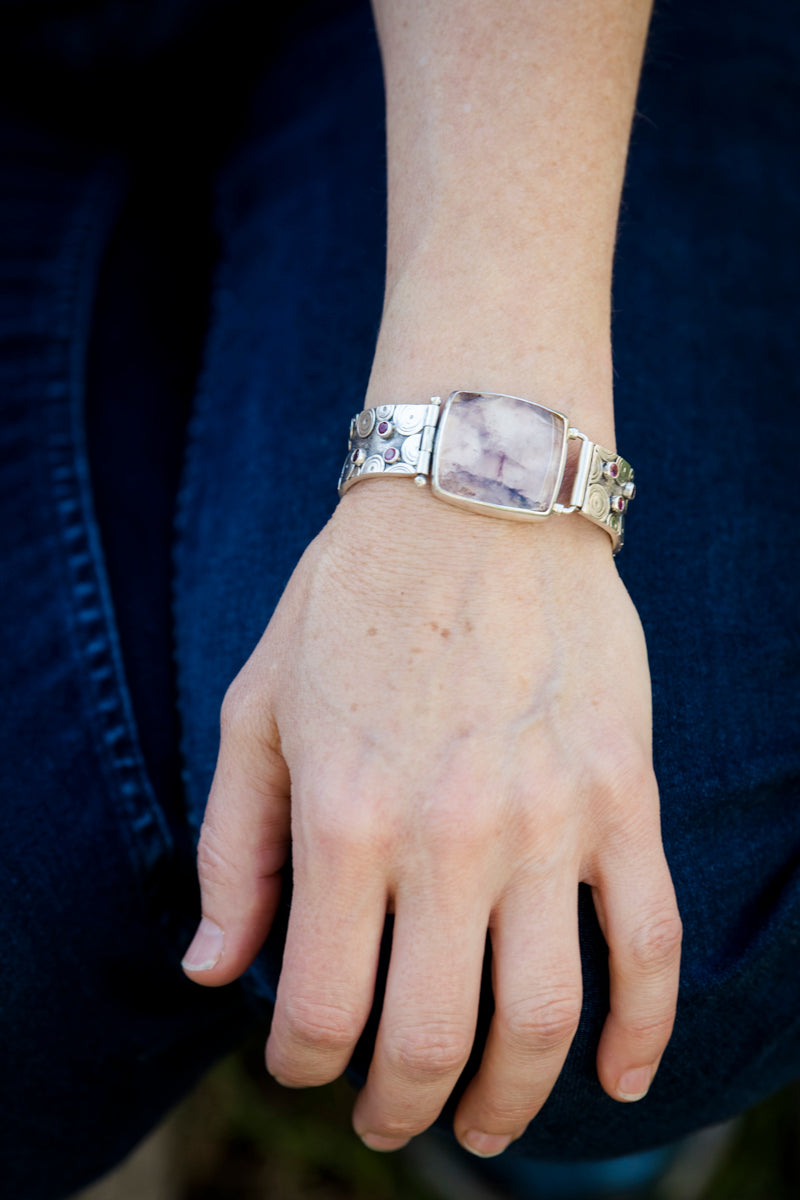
303 798 385 864
479 1098 537 1130
518 810 576 874
220 674 257 737
606 754 655 803
219 671 276 755
422 790 494 861
629 911 683 975
367 1114 425 1141
591 748 659 843
281 996 362 1056
385 1021 471 1080
624 1009 676 1045
599 786 656 849
196 822 243 890
500 989 582 1053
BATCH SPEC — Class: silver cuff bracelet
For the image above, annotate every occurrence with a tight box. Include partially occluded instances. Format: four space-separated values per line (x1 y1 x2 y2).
338 391 635 553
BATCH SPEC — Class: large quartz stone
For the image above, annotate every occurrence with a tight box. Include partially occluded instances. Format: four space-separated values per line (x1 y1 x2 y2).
433 391 568 514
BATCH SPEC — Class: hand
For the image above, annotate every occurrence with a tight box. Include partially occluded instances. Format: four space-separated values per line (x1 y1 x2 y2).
182 480 681 1157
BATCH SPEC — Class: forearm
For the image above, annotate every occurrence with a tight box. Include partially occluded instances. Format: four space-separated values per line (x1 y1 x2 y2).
367 0 653 446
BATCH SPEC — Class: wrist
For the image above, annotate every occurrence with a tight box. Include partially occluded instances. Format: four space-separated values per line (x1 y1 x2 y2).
332 474 615 598
365 277 616 447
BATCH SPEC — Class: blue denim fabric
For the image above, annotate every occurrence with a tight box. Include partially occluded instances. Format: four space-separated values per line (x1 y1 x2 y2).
0 0 798 1196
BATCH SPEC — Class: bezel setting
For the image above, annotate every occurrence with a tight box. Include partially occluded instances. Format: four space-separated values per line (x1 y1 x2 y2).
430 390 570 521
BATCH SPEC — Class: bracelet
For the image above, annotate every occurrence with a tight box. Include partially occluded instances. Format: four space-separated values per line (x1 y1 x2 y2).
338 390 635 552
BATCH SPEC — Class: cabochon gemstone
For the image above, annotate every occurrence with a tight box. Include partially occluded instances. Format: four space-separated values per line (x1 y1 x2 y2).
434 392 567 513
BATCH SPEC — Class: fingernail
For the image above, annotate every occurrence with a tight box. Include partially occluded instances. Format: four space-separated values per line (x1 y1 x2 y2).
181 917 225 971
617 1066 652 1101
463 1130 512 1158
359 1133 410 1153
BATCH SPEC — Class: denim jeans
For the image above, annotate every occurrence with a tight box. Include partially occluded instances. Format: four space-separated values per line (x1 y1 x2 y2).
0 1 798 1196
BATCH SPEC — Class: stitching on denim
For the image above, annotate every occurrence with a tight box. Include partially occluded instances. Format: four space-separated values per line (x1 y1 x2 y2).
170 186 237 843
44 158 176 911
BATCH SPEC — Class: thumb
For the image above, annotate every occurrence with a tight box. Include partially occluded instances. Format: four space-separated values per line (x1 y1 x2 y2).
182 683 291 986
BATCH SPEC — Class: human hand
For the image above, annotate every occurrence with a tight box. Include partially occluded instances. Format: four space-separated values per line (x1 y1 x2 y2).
182 479 681 1157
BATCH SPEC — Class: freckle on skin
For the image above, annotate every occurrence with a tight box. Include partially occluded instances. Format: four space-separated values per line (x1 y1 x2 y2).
350 702 359 713
440 628 451 639
428 621 439 631
464 620 474 633
367 627 377 636
411 647 423 654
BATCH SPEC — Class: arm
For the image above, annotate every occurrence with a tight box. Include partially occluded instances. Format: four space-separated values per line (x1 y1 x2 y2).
183 0 681 1159
366 0 651 435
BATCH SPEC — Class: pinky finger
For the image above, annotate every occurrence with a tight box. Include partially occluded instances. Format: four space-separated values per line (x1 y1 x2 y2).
593 860 682 1103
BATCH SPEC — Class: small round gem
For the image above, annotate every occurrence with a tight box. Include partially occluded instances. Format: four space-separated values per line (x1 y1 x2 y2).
377 420 391 436
351 449 359 463
604 460 620 479
612 495 626 512
383 447 399 463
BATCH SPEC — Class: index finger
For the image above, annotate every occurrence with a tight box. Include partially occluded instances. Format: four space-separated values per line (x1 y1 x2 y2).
182 679 291 985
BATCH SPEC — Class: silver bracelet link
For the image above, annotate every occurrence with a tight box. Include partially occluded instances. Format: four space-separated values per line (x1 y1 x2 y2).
338 403 441 492
338 394 635 553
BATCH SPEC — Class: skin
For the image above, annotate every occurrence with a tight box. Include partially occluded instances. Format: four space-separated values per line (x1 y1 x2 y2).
183 0 681 1160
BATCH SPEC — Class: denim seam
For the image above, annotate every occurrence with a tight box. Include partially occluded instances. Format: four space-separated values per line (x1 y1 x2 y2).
170 187 280 1006
170 203 232 842
44 157 176 912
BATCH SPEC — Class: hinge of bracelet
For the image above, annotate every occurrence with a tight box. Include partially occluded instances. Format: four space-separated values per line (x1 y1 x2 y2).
414 397 442 484
553 428 593 514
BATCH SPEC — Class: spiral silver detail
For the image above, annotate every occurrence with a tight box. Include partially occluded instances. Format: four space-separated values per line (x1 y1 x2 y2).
385 462 417 475
393 406 426 436
400 433 422 466
356 410 376 438
363 454 386 474
585 484 610 521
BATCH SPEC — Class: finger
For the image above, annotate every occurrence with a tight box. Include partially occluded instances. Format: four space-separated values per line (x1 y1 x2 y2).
593 846 682 1103
453 871 582 1158
265 787 388 1088
352 882 489 1152
182 678 291 985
